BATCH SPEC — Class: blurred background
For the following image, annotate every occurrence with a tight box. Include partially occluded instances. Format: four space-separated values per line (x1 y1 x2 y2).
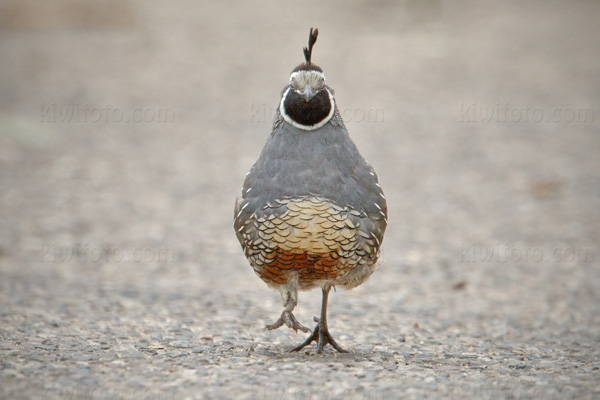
1 0 599 398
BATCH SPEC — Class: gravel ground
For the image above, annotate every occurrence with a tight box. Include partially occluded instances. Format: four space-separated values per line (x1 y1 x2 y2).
1 1 599 399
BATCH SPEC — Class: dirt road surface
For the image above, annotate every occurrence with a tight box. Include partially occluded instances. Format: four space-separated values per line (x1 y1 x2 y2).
1 1 599 399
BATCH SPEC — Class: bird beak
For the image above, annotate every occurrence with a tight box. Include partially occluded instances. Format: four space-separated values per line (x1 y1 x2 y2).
300 85 315 101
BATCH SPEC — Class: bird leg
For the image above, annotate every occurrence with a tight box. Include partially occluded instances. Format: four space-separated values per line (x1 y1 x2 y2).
265 290 310 333
292 285 348 353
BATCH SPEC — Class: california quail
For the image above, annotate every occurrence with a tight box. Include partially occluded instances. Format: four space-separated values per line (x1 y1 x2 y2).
234 28 387 353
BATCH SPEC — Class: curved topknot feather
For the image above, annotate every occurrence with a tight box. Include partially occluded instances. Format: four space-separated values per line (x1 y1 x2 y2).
303 28 319 65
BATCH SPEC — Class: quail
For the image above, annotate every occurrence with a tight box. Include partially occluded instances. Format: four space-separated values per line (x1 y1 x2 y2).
234 28 387 353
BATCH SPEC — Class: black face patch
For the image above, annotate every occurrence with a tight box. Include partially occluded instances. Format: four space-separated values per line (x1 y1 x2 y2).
283 89 332 127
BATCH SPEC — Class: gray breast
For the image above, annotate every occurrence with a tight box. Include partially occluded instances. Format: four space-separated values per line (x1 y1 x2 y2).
234 119 387 263
250 122 377 205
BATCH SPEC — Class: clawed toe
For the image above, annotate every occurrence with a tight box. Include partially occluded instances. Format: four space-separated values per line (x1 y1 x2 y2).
291 321 348 354
265 310 310 333
265 287 349 353
290 287 348 354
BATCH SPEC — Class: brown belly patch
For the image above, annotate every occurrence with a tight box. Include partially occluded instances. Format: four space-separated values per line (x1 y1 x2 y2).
254 249 351 286
241 197 368 287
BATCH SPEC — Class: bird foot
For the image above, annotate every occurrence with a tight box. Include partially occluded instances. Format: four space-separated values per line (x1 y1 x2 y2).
291 317 348 354
265 310 310 333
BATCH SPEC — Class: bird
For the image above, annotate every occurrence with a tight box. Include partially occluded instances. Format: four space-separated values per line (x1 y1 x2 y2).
234 28 387 353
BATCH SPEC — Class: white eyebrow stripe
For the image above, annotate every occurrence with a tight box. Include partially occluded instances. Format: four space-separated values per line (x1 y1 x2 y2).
289 70 326 84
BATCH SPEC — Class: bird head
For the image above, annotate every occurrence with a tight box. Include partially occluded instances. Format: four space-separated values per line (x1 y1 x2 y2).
279 28 336 130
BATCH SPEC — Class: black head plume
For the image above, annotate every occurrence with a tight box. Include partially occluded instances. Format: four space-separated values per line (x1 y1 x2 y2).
303 28 319 65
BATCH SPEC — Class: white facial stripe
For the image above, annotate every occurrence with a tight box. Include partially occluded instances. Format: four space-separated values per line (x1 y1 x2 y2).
279 87 336 131
289 70 326 84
